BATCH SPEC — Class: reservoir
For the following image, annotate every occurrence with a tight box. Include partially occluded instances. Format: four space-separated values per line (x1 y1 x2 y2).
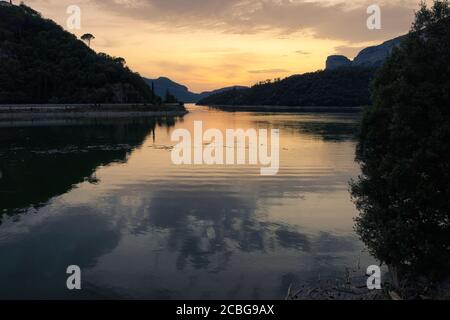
0 104 377 299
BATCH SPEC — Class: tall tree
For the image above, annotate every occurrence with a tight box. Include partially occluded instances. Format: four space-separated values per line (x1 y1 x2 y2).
151 82 155 101
351 0 450 286
80 33 95 47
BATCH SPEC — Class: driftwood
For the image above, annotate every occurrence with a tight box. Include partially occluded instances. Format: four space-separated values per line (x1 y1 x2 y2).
389 291 402 300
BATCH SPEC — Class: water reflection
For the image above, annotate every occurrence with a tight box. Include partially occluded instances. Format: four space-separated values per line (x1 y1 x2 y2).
0 117 181 219
0 208 122 299
252 113 360 142
0 107 376 299
129 188 313 270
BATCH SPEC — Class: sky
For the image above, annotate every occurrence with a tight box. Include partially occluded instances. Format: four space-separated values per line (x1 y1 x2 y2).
23 0 423 92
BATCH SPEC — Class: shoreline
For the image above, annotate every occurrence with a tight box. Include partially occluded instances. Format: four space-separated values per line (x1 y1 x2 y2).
0 103 188 120
198 104 365 113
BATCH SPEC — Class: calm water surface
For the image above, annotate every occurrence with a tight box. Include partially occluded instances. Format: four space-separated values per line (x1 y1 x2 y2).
0 104 377 299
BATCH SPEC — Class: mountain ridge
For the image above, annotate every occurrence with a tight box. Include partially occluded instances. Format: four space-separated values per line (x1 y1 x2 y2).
326 35 405 70
143 77 247 103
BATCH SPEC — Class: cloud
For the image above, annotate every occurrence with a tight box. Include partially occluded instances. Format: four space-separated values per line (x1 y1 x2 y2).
248 69 290 74
90 0 418 42
295 50 311 55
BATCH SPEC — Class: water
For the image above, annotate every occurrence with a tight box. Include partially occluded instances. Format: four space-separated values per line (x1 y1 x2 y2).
0 104 377 299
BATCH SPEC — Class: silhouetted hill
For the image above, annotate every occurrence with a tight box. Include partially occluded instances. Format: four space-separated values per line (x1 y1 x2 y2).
198 86 248 100
0 4 155 104
198 67 376 107
143 77 247 103
199 35 408 108
143 77 198 103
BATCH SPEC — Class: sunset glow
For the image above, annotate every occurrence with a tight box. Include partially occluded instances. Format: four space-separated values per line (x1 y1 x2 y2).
25 0 419 92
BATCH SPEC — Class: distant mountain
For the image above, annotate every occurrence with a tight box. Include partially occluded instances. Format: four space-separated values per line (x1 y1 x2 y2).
143 77 247 103
197 67 376 107
0 4 156 104
143 77 198 103
326 35 405 70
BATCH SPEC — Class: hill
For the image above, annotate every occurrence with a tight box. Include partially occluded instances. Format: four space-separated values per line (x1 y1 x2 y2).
143 77 247 103
0 4 156 104
197 35 408 108
143 77 198 103
198 85 248 101
197 67 376 107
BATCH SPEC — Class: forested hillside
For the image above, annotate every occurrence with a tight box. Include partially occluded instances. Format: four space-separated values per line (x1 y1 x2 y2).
0 4 155 104
197 67 376 107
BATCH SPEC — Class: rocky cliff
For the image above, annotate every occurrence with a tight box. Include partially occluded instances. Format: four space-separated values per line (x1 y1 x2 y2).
326 36 405 70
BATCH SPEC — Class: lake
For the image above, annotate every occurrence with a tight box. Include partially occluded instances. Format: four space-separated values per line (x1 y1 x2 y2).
0 104 378 299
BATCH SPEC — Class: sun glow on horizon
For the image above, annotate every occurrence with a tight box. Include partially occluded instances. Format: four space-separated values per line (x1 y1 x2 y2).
23 0 416 92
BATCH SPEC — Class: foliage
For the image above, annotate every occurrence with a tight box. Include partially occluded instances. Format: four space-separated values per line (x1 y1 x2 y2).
164 89 178 103
0 4 156 104
351 0 450 280
198 67 376 107
80 33 95 47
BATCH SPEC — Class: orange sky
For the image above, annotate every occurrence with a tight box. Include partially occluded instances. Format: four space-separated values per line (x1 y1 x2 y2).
23 0 420 92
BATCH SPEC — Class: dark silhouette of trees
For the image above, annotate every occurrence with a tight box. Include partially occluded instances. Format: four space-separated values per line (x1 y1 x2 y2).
0 4 156 104
198 67 375 107
164 89 178 103
151 81 155 101
351 0 450 287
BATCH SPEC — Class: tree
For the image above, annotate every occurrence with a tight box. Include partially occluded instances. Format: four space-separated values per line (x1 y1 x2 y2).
80 33 95 47
164 89 178 103
351 0 450 284
113 57 126 66
151 81 155 101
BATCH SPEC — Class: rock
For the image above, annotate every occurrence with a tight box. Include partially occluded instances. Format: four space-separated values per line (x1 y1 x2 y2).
325 35 406 70
325 55 352 70
353 36 405 68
